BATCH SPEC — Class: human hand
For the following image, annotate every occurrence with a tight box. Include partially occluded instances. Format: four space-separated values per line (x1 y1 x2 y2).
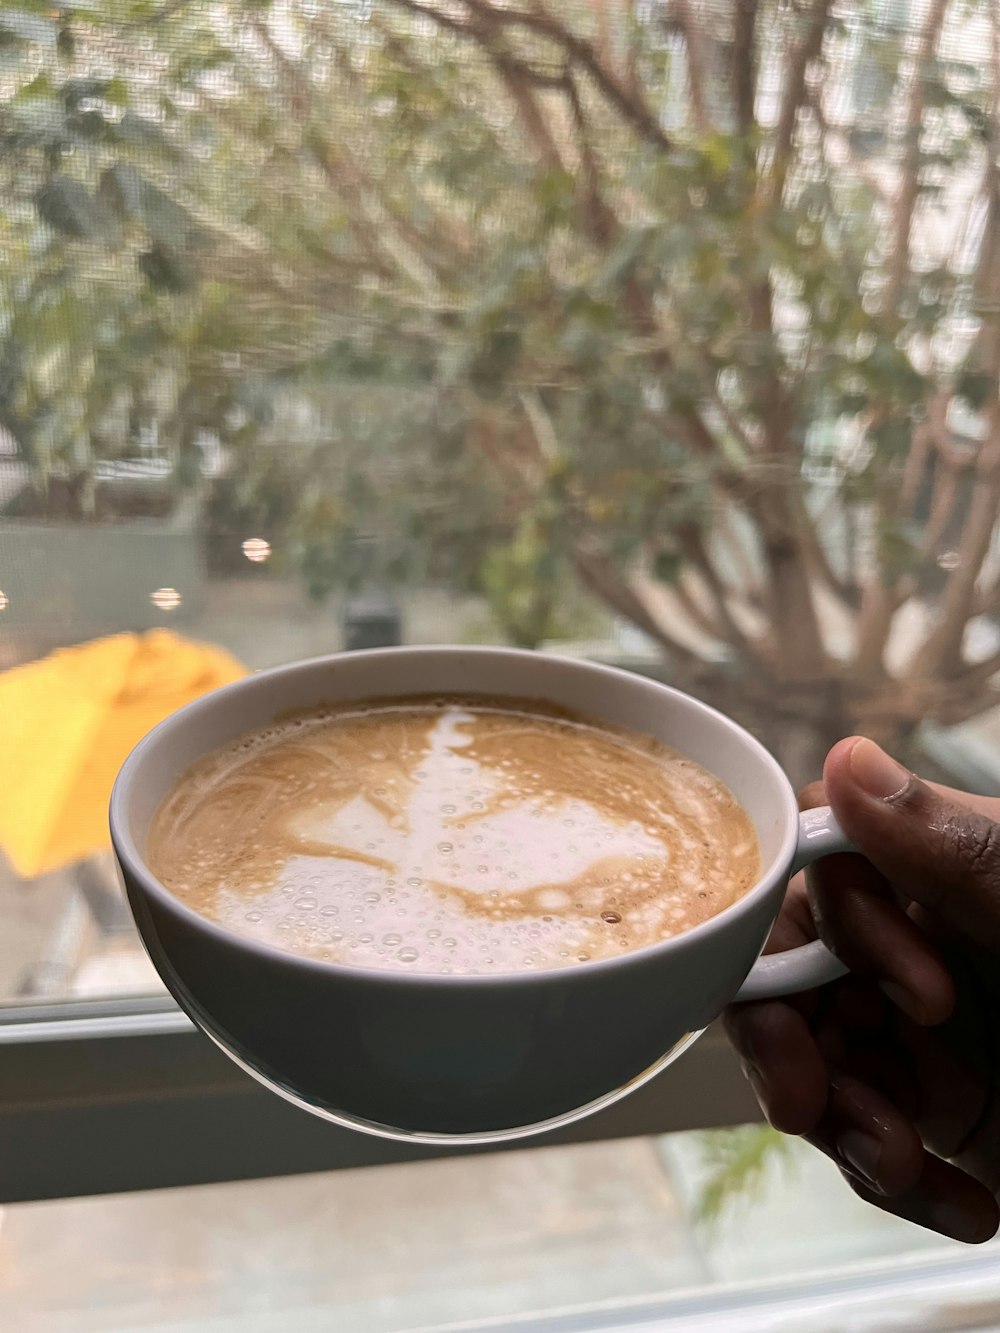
725 736 1000 1243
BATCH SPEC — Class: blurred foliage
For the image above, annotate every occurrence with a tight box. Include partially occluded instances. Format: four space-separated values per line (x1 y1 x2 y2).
693 1124 797 1227
2 0 1000 766
479 516 598 649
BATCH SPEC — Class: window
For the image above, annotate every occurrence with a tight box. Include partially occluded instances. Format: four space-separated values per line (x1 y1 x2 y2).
2 0 999 1325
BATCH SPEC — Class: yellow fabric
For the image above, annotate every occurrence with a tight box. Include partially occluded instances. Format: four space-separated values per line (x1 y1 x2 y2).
0 631 246 879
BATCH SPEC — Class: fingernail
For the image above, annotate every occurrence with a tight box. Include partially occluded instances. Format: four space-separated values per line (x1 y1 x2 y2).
929 1201 992 1243
879 980 928 1025
850 739 911 802
837 1129 883 1190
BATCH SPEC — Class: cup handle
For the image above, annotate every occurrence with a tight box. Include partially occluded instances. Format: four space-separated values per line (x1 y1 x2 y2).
733 806 855 1004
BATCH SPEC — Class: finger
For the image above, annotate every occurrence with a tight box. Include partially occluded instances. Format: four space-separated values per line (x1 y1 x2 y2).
799 768 955 1024
807 1070 925 1198
763 875 816 954
842 1046 921 1120
813 980 889 1076
723 999 827 1134
819 982 921 1116
841 1154 999 1244
892 1014 989 1160
798 780 827 813
808 848 955 1025
825 738 1000 950
827 974 890 1035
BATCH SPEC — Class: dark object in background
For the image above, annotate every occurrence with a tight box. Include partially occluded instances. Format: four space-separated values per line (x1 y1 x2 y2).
342 593 403 651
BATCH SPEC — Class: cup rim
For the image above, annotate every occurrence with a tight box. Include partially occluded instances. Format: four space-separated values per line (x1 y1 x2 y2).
110 645 800 989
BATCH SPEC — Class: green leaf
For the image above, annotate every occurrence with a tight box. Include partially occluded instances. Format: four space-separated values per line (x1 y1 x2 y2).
651 547 683 585
12 72 54 102
467 329 521 399
60 77 127 110
115 112 178 156
104 77 129 107
99 164 199 248
56 21 73 60
534 167 575 227
694 1127 796 1227
957 368 995 410
600 227 652 289
877 520 924 577
35 174 121 242
138 243 198 293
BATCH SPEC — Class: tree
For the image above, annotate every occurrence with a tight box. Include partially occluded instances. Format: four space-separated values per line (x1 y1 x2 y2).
3 0 1000 781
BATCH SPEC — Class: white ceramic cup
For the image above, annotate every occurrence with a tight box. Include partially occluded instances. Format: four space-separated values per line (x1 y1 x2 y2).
111 647 851 1144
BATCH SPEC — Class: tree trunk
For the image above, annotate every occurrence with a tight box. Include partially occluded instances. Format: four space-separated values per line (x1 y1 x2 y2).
630 658 848 788
645 659 933 790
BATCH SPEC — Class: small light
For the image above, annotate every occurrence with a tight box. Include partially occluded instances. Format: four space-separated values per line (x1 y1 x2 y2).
937 550 961 571
0 590 8 611
151 587 182 611
242 537 271 564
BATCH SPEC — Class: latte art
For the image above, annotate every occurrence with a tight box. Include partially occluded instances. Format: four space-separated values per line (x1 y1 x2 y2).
147 697 761 974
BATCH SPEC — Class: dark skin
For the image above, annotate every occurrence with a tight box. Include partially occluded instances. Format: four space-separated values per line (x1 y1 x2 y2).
725 736 1000 1244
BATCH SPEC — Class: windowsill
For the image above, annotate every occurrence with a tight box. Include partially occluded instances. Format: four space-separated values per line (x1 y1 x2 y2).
0 1009 759 1202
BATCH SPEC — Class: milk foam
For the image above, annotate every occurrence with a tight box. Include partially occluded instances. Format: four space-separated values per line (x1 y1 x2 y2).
148 698 761 974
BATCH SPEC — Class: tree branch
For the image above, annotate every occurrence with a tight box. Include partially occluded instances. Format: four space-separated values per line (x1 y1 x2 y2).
765 0 830 204
853 579 911 677
671 0 712 132
588 0 615 75
935 685 1000 727
912 16 1000 678
671 569 730 641
119 0 193 28
731 0 759 132
886 0 951 308
956 645 1000 690
246 17 423 283
455 0 676 152
796 505 860 608
563 68 618 246
572 539 705 667
328 39 474 257
679 524 765 658
622 0 644 103
896 420 934 516
495 54 568 175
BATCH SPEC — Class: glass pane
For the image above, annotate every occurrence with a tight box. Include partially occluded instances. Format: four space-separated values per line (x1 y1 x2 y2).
1 1130 995 1331
1 0 998 1017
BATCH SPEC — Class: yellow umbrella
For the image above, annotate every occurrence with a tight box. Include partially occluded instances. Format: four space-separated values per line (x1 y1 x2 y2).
0 630 246 879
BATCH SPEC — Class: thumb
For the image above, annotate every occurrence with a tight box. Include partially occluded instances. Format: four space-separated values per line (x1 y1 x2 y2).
824 737 1000 949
